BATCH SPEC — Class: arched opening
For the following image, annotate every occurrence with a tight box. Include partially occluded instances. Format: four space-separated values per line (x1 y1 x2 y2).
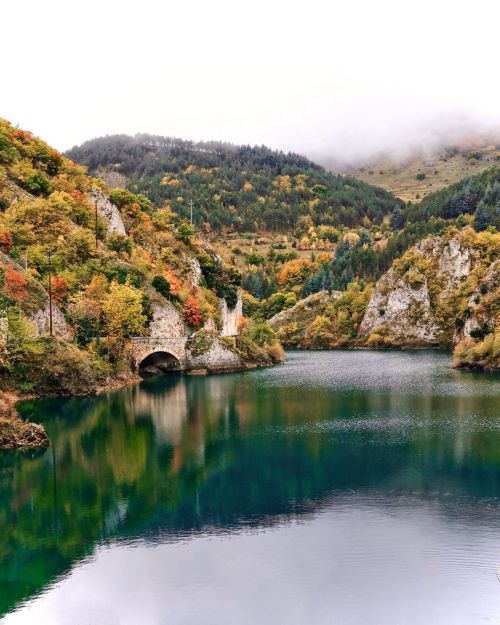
138 351 182 378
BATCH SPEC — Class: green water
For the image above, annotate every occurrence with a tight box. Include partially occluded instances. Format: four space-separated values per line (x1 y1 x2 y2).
1 350 499 624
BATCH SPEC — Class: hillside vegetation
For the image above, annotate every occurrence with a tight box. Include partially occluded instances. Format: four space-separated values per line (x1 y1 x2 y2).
267 228 499 370
0 119 280 402
66 134 402 232
343 139 500 202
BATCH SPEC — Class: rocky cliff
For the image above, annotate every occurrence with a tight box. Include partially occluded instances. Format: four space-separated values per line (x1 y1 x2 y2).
359 229 499 349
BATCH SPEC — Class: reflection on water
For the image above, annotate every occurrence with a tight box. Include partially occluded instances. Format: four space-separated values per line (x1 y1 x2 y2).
0 351 499 624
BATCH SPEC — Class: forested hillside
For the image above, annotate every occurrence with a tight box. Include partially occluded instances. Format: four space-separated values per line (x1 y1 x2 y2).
66 134 402 232
0 120 280 402
404 167 500 231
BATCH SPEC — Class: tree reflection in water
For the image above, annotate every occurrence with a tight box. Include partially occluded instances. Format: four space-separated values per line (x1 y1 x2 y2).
0 353 499 617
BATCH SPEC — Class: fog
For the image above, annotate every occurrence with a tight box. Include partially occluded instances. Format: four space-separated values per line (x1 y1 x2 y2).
3 0 500 167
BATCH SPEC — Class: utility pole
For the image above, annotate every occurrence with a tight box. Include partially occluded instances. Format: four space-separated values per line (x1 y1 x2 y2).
188 200 194 226
47 248 53 337
94 199 99 252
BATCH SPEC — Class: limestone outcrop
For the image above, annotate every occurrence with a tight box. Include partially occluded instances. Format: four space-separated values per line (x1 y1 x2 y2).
359 231 497 347
220 289 243 336
89 187 126 236
29 299 73 341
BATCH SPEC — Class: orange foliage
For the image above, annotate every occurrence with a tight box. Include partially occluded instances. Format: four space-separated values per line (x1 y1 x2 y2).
0 230 13 254
163 268 181 296
182 297 202 327
4 266 28 301
277 258 314 287
51 276 68 304
237 316 249 334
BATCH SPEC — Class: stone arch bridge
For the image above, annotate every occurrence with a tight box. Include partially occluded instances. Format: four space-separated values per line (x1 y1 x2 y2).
129 336 189 374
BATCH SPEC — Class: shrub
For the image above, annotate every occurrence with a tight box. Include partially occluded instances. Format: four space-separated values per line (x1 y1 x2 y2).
177 222 195 243
186 329 216 356
152 275 171 299
108 234 132 256
25 170 53 196
182 297 202 327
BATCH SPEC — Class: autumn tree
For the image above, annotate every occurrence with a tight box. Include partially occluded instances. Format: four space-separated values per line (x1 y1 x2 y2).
3 266 28 302
103 281 147 359
51 276 68 305
182 297 202 327
277 258 314 288
0 230 13 254
68 274 108 344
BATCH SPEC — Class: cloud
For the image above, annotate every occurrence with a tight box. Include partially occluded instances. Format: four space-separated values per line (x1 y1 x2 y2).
3 0 500 166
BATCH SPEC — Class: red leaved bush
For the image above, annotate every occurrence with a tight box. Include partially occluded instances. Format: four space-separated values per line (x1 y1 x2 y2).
182 297 202 327
0 231 12 254
4 266 28 302
51 276 68 304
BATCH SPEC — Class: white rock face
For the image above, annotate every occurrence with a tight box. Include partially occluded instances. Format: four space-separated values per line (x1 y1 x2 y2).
437 238 471 279
359 234 475 345
149 303 187 338
359 270 439 341
30 301 73 341
89 187 126 236
189 257 202 287
203 316 217 332
188 336 241 371
220 289 243 337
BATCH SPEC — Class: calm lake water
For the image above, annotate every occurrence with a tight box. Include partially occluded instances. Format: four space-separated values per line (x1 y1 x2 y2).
1 350 499 624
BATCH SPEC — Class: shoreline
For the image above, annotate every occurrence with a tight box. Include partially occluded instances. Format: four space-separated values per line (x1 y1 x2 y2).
0 391 49 450
0 358 281 450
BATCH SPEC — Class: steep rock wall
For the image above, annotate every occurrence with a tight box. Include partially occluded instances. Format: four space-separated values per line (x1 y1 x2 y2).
359 233 486 346
149 303 187 338
89 187 126 236
220 290 243 336
187 334 241 371
29 300 73 341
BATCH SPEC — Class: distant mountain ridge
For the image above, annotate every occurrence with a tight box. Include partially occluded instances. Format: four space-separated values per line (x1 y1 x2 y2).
66 134 402 232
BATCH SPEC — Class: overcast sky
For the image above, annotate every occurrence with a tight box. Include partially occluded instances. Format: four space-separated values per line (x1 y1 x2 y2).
3 0 500 165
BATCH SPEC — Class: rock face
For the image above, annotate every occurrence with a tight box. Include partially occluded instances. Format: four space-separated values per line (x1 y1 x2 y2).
30 300 73 341
455 259 499 343
149 303 188 338
89 187 126 236
187 335 241 372
220 290 243 337
359 270 440 343
189 257 202 287
359 232 492 346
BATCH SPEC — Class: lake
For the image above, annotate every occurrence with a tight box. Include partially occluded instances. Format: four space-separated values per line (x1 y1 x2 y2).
1 350 499 624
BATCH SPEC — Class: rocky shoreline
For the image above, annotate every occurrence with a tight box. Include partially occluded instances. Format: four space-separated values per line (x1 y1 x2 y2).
0 392 49 450
0 347 283 449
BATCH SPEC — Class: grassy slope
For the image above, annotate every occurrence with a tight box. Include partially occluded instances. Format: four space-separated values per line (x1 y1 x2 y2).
343 140 500 202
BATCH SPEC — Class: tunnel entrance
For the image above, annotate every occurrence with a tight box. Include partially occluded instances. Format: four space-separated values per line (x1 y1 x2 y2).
138 351 182 378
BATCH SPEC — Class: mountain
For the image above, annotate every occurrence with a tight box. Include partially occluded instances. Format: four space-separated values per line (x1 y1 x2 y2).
0 119 282 409
65 134 403 232
341 139 500 203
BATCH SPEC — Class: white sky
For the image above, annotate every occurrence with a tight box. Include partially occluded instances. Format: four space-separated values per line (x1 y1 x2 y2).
3 0 500 165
